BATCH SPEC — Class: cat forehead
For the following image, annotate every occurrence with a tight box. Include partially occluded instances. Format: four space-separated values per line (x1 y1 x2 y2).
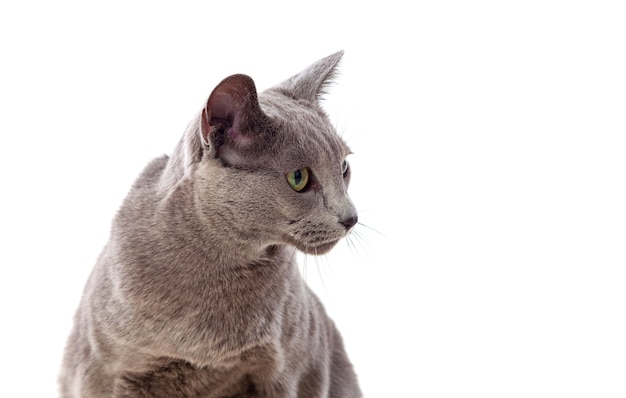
259 92 350 164
281 126 349 170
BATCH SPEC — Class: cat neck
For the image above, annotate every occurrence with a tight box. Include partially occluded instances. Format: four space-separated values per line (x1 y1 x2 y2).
171 181 283 267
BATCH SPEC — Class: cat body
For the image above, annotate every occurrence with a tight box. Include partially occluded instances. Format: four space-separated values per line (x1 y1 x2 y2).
60 52 362 397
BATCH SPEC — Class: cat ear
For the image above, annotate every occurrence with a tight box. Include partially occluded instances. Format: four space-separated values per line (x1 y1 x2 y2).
200 74 270 162
276 50 344 103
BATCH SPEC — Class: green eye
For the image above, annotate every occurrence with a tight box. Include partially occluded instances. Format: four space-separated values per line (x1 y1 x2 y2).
287 168 310 192
341 160 349 175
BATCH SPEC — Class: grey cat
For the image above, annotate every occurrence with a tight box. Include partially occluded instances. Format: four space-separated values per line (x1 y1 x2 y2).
59 51 362 397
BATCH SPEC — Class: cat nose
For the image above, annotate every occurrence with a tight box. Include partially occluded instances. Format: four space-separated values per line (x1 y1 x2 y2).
339 215 358 230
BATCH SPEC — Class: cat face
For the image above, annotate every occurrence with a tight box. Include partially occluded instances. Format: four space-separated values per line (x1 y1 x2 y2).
193 52 357 255
260 92 357 254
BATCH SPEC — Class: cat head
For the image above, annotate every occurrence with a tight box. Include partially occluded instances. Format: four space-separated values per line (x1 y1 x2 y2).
189 51 357 255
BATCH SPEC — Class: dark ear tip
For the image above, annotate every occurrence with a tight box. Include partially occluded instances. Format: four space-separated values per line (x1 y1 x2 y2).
215 74 257 97
206 74 259 120
205 73 259 117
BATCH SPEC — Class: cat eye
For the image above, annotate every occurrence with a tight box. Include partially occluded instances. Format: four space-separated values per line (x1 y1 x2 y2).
286 168 310 192
341 160 349 176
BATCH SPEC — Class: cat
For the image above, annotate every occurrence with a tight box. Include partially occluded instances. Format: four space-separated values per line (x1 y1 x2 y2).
59 51 363 397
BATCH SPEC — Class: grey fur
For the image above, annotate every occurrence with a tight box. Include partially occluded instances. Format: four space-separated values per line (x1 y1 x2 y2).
59 51 362 397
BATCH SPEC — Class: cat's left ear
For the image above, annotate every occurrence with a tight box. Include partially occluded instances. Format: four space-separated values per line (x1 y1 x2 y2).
200 74 271 164
276 50 344 103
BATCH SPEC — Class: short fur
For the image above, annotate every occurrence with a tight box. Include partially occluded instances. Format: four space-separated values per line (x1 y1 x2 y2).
59 52 362 397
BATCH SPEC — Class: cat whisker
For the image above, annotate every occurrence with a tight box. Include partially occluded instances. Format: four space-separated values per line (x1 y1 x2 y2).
335 119 347 140
352 228 369 248
313 246 329 292
335 119 357 147
322 251 334 276
344 234 359 258
351 229 374 262
356 221 383 237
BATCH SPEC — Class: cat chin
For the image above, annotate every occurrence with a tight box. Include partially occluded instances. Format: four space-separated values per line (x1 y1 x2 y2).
296 240 339 256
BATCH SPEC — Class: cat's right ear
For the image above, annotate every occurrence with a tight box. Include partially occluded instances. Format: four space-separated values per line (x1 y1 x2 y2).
199 74 270 164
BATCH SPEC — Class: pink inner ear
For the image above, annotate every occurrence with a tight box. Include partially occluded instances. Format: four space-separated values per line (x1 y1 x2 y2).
226 121 254 148
203 74 265 152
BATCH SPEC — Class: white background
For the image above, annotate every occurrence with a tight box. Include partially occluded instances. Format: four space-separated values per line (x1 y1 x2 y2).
1 1 625 397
